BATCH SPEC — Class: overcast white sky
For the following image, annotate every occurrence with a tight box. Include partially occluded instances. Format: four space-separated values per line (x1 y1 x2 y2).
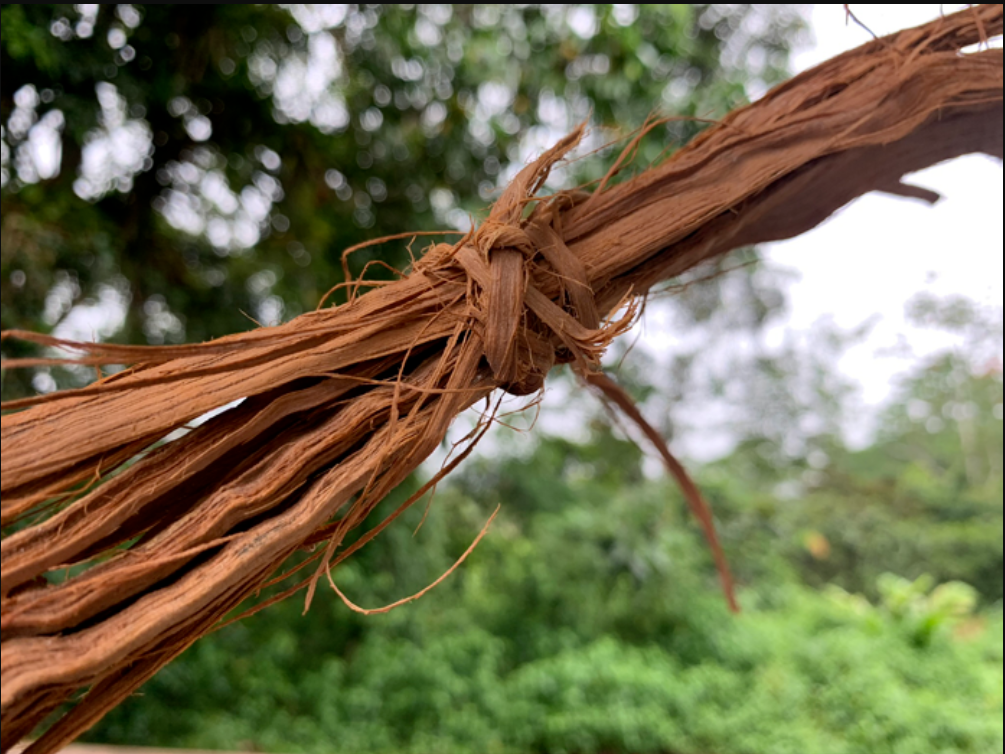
501 4 1005 466
766 5 1003 401
644 6 1002 407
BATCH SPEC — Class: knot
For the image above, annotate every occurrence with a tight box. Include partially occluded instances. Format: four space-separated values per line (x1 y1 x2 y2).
473 220 535 260
448 194 624 397
412 122 636 396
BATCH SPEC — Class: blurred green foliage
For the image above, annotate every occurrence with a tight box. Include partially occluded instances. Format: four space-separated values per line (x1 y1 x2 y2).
2 2 803 399
86 353 1003 753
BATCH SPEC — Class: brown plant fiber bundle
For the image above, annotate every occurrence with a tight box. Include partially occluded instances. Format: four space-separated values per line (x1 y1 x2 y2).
2 6 1003 750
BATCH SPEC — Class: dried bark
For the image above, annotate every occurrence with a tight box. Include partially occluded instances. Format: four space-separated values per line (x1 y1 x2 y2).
2 6 1002 751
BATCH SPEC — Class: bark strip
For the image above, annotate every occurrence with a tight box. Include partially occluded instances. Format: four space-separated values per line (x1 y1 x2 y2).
1 6 1002 749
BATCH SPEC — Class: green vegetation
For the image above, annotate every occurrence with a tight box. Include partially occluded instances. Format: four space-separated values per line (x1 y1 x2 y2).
87 358 1003 752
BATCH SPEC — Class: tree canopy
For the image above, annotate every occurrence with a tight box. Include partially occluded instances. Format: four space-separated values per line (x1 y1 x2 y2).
1 3 803 400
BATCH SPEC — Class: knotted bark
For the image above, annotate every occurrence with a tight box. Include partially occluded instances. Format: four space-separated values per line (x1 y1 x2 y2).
1 6 1002 751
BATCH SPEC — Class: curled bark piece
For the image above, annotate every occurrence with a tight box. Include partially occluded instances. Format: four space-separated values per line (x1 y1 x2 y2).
1 6 1002 750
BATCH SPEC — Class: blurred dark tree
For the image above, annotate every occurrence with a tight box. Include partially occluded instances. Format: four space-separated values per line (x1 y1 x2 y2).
1 3 805 400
